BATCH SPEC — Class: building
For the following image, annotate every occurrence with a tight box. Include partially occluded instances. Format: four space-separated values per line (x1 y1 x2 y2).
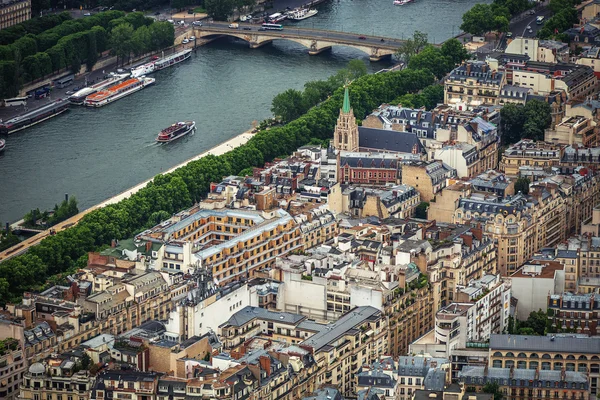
548 293 599 336
0 0 31 29
545 115 597 147
338 153 403 186
138 207 303 285
0 338 26 400
510 260 564 320
18 360 95 400
499 140 563 177
444 61 506 110
488 334 600 395
341 185 420 219
505 38 569 64
576 46 600 78
511 63 597 101
498 85 532 105
90 371 160 400
402 161 456 202
459 366 590 400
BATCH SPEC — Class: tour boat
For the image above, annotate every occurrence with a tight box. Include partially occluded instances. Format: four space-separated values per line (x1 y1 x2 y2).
68 73 130 104
0 138 5 153
0 99 70 135
83 77 155 108
267 12 287 23
132 49 192 78
287 8 318 21
394 0 414 5
156 121 196 143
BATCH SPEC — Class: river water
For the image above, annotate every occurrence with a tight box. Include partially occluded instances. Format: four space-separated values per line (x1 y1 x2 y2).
0 0 488 224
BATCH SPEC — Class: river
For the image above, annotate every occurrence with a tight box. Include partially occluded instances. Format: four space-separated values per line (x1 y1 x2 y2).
0 0 488 224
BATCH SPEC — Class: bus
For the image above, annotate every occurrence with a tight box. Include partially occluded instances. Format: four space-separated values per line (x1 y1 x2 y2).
261 23 284 31
53 74 74 89
536 16 545 25
3 97 27 107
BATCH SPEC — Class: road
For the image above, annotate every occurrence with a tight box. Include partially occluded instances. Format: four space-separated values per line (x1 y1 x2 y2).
198 21 409 49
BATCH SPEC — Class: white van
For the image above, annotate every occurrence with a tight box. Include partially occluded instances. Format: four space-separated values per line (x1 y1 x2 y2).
228 23 239 29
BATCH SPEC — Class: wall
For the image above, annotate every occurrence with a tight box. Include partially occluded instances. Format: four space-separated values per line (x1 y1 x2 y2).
350 285 383 311
282 270 327 320
510 276 555 320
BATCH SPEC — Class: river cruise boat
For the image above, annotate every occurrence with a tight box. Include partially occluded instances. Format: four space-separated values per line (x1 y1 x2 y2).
132 49 192 78
156 121 196 143
0 99 70 135
0 138 5 153
287 8 318 20
394 0 414 5
268 12 287 23
68 73 129 104
84 77 155 108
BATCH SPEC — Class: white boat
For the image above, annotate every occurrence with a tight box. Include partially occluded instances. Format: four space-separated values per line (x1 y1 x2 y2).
287 8 318 21
268 12 287 23
154 49 192 71
131 62 156 78
156 121 196 143
394 0 414 5
83 77 155 108
68 73 129 104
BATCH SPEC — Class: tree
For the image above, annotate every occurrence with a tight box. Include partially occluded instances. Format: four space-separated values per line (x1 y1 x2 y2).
205 0 236 21
110 22 134 66
271 88 307 123
514 177 530 195
80 352 92 370
483 382 503 400
416 202 429 219
395 31 428 65
500 100 550 144
70 54 81 75
460 4 494 36
521 310 549 335
408 46 453 79
441 38 470 66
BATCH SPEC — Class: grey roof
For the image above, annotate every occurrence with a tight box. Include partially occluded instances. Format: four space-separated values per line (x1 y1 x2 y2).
357 371 396 388
301 306 381 352
424 369 447 391
303 387 344 400
358 127 425 154
220 306 306 328
459 366 588 385
489 334 600 354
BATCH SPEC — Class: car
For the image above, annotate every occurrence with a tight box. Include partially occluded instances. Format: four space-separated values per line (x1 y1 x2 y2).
182 38 189 44
167 19 175 24
151 55 160 60
65 90 73 95
258 27 266 31
243 27 251 30
528 10 535 15
117 68 126 73
526 25 531 30
192 21 202 26
83 12 91 16
528 28 533 33
189 36 195 40
358 36 366 40
506 32 513 38
179 20 185 25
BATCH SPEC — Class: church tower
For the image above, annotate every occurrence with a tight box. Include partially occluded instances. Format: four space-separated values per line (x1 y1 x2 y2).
333 86 359 152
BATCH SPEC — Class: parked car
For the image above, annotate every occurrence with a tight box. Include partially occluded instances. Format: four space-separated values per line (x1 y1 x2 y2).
506 32 512 38
526 25 531 30
528 28 533 33
84 12 91 16
182 38 189 44
179 20 185 25
117 68 126 73
189 36 196 40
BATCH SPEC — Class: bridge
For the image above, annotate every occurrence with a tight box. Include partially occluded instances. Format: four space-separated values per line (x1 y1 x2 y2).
193 22 408 61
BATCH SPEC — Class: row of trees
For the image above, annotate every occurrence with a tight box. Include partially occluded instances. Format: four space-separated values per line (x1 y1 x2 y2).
271 59 368 123
460 0 533 36
23 197 79 228
0 64 441 304
0 11 174 96
499 99 552 144
204 0 257 21
0 12 71 46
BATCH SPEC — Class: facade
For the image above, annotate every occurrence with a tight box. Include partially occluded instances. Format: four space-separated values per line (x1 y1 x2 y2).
338 153 403 186
0 0 30 29
91 371 160 400
444 61 505 110
402 161 456 202
510 260 564 320
505 38 569 64
545 115 597 147
0 338 26 400
511 63 597 100
499 140 563 177
548 293 600 336
18 361 95 400
342 185 420 219
488 334 600 396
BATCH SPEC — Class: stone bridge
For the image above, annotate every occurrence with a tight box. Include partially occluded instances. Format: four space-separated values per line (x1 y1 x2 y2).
193 22 408 61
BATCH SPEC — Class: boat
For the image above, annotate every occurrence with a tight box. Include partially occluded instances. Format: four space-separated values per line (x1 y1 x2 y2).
156 121 196 143
287 8 318 21
0 99 70 135
131 49 192 78
83 77 155 108
394 0 414 5
267 12 287 23
0 138 5 153
154 49 192 71
68 73 130 104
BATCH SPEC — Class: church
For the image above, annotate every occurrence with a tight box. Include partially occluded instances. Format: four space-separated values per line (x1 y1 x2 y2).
332 86 427 185
332 86 426 156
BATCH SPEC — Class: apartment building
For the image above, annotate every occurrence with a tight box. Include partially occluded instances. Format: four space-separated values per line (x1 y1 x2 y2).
546 115 597 147
510 260 564 319
0 0 30 29
290 204 338 250
505 38 569 64
548 293 599 336
301 306 388 397
341 185 420 219
91 371 160 400
444 61 505 110
499 140 563 177
402 161 456 202
18 360 95 400
488 334 600 395
139 207 303 285
459 366 590 400
511 63 597 101
0 338 26 400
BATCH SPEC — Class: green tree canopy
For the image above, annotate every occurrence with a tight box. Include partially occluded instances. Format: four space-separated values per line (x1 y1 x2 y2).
441 38 470 66
395 30 428 65
514 177 530 195
110 22 134 65
499 100 551 144
205 0 236 20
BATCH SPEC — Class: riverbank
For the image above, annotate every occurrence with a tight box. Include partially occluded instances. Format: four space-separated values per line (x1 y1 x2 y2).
0 128 255 262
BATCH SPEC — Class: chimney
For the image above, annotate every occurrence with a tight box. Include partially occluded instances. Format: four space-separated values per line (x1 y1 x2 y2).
111 239 117 248
145 241 152 253
466 63 472 76
412 143 419 155
259 355 272 377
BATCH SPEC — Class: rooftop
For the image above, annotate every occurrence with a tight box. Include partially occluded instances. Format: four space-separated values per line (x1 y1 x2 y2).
489 334 600 354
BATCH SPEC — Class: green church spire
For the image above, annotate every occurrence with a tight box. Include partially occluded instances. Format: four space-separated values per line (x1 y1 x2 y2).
342 85 351 114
